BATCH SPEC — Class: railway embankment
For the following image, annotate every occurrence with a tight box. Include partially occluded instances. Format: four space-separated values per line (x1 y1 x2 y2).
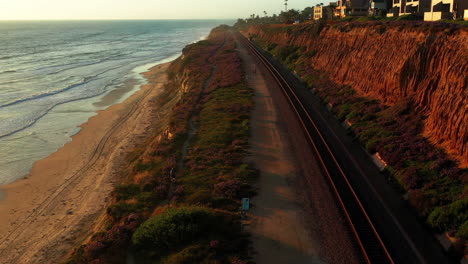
240 21 467 257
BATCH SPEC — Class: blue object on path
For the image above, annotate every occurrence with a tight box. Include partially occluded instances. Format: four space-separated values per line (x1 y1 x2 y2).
242 198 250 211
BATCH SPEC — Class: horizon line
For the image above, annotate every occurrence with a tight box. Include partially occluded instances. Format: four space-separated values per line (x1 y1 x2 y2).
0 18 238 22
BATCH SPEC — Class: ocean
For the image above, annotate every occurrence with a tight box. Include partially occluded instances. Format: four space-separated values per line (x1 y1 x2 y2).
0 20 233 185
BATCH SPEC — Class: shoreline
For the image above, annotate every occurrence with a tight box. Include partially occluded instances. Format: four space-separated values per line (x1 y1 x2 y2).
0 61 174 263
0 56 180 187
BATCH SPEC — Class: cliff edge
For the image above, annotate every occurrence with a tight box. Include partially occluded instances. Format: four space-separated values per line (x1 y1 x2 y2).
246 22 467 167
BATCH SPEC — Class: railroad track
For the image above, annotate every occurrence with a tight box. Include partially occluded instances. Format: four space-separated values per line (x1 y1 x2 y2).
239 33 395 264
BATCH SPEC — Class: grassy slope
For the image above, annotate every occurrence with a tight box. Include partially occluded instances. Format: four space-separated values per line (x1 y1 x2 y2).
66 26 256 264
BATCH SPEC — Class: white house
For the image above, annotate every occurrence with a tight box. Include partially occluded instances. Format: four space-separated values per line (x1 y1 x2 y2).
313 5 324 20
388 0 432 17
424 0 468 20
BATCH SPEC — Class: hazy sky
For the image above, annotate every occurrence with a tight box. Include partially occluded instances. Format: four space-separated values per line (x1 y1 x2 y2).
0 0 318 20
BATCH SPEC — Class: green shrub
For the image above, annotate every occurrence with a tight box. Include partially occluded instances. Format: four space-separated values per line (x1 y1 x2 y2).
365 138 381 153
107 202 140 220
455 221 468 240
440 19 468 26
356 125 386 143
135 161 157 172
346 111 361 121
340 17 354 22
132 207 226 257
285 52 300 66
336 104 351 120
162 244 211 264
136 192 159 208
304 49 317 58
356 16 377 22
395 14 421 21
114 184 140 201
428 199 468 232
266 43 278 51
235 163 258 182
183 188 213 205
303 74 318 88
271 45 300 61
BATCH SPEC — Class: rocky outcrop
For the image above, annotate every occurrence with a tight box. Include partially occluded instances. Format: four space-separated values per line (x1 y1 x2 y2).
246 23 468 166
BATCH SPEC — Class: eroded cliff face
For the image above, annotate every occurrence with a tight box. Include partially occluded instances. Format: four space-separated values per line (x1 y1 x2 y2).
246 23 468 166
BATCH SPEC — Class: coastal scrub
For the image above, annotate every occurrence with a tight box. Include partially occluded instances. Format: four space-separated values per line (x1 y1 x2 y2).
66 26 255 264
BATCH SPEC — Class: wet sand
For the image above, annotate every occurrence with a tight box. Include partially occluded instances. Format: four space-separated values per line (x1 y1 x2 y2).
0 62 172 263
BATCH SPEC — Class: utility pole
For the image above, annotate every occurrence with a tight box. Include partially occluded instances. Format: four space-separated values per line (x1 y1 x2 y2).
284 0 288 11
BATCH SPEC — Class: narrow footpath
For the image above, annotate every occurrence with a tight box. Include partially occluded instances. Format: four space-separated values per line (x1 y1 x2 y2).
233 32 360 264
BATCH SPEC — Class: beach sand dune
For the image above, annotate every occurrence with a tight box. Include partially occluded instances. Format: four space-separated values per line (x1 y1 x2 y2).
0 63 171 263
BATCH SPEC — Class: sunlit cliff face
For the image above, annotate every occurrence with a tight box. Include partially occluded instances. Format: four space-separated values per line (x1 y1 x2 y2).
246 23 468 166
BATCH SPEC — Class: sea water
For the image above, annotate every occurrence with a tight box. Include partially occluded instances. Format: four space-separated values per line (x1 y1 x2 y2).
0 20 233 185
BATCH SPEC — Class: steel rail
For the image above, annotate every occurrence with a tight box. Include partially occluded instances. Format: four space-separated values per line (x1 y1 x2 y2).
240 34 395 264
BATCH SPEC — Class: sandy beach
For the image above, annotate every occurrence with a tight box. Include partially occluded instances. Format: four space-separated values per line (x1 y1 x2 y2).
0 62 173 263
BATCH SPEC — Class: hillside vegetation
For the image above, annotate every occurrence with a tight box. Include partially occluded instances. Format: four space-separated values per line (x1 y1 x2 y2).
66 26 256 264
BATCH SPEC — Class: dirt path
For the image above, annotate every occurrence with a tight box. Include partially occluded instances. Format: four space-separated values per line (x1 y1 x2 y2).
234 32 360 264
0 63 171 264
170 37 226 202
234 34 324 264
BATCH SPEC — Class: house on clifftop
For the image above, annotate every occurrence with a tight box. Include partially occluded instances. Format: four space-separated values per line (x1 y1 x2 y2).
334 0 370 17
314 3 337 20
388 0 432 17
314 5 325 20
369 0 392 15
335 0 347 17
424 0 468 20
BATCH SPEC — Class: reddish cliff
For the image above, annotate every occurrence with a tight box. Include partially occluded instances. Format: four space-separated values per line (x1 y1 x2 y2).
246 23 468 167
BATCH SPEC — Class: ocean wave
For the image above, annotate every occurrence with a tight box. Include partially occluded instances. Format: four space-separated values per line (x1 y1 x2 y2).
0 62 135 138
0 88 108 140
0 70 17 74
0 75 36 85
0 51 44 62
33 52 132 77
0 77 97 108
0 57 149 139
0 58 133 108
70 32 105 41
34 60 101 75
